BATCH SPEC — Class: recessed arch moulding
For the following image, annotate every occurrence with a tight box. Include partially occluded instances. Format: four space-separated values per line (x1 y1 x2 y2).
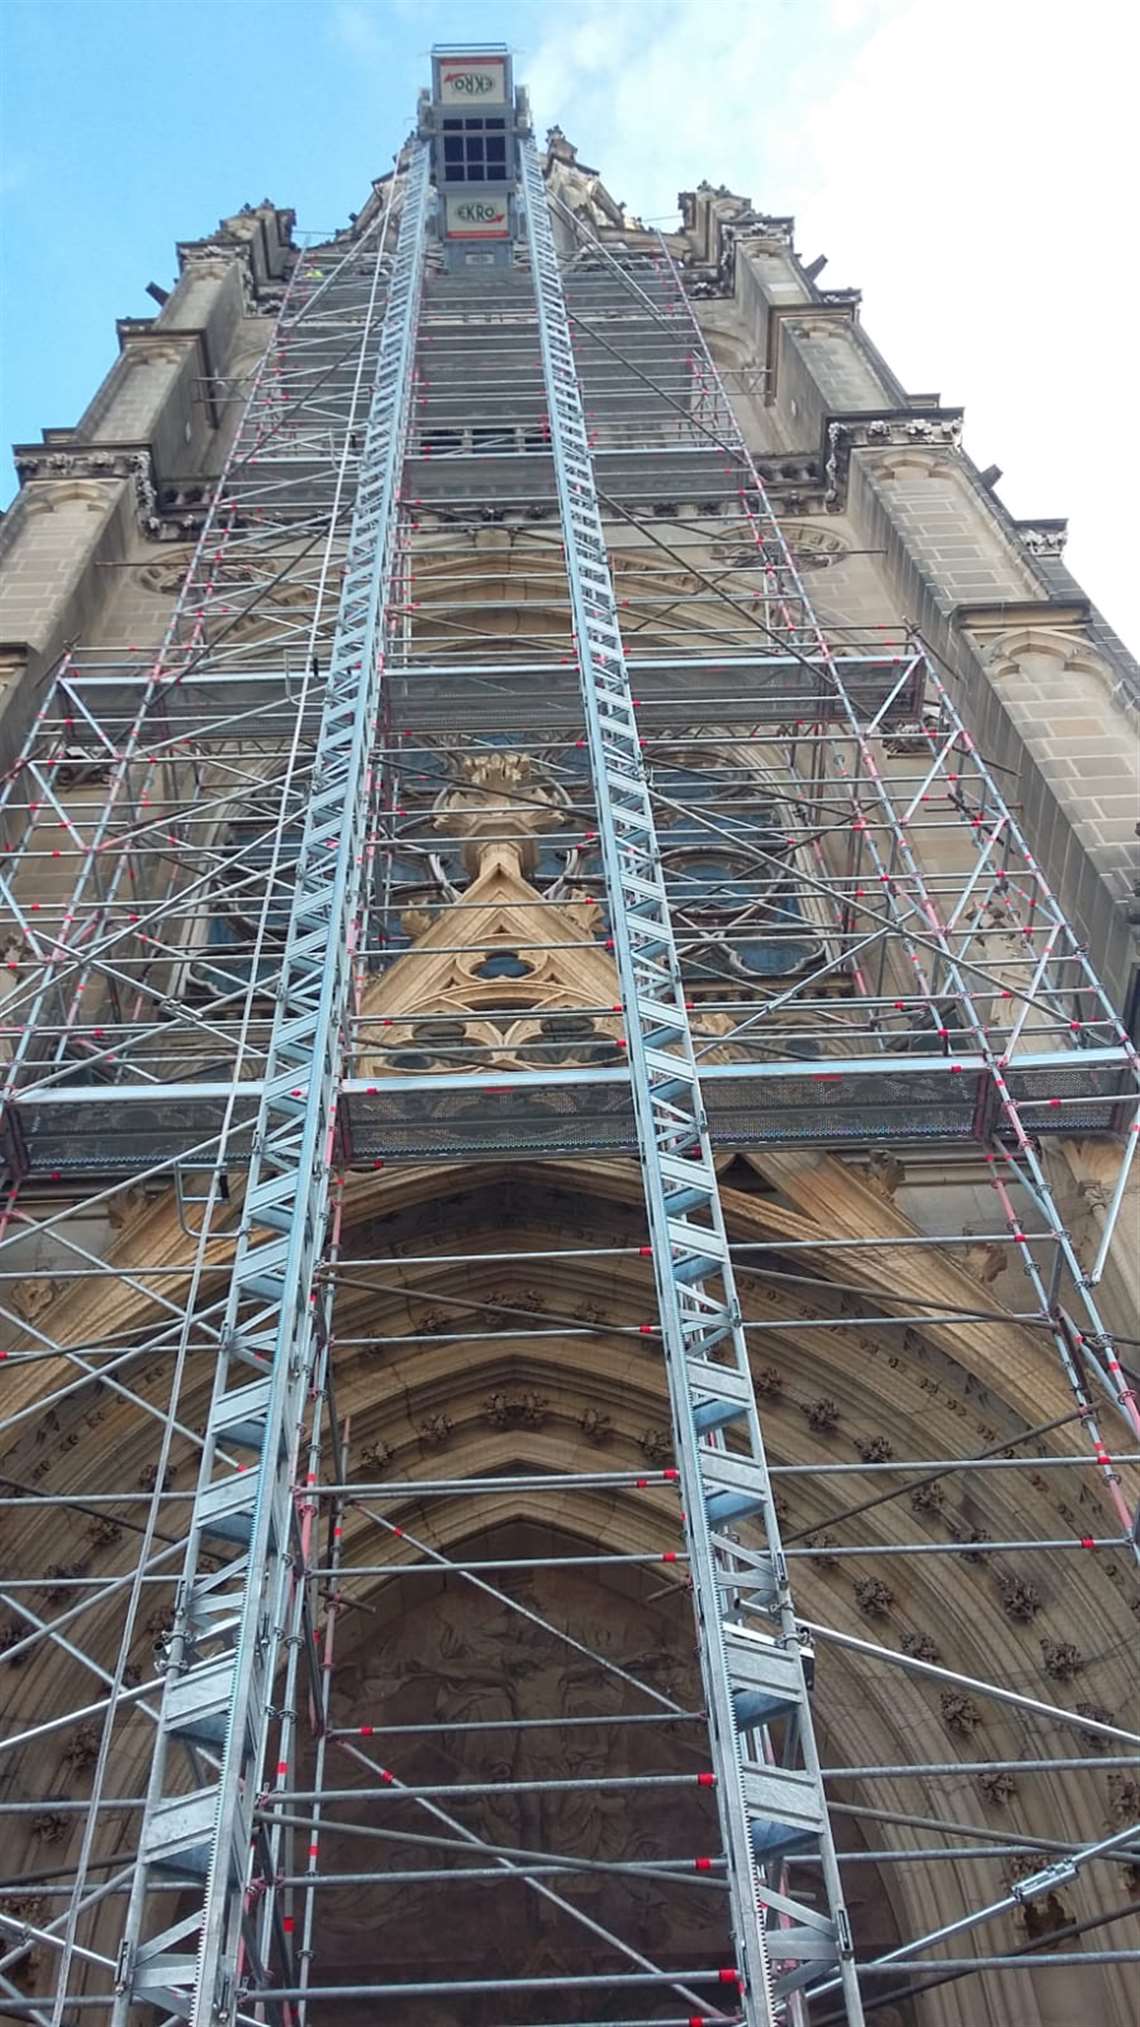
2 885 1137 2024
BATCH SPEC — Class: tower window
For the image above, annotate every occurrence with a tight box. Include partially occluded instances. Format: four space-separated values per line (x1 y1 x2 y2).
439 117 512 184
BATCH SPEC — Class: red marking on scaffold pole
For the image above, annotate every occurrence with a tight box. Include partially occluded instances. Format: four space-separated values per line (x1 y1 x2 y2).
697 1771 716 1787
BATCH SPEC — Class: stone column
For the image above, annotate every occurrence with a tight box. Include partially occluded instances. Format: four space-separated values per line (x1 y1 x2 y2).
0 203 293 764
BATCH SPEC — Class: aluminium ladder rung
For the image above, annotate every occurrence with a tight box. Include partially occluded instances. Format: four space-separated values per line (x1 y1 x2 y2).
689 1358 754 1430
741 1762 827 1858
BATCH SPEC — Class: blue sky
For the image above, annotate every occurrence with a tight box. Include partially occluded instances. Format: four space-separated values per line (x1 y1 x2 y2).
2 0 1137 643
0 1 506 462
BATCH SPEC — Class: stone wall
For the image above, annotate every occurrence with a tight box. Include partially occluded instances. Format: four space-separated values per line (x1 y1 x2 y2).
686 187 1140 1026
0 202 290 769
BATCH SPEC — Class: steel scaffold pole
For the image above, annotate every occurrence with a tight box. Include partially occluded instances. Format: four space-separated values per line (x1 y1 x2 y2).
110 143 430 2027
520 132 865 2027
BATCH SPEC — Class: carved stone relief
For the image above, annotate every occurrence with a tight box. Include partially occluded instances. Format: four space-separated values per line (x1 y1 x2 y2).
13 448 160 537
308 1556 906 2015
825 418 963 508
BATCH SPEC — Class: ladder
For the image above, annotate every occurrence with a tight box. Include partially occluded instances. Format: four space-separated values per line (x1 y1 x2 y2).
520 131 865 2027
113 143 431 2027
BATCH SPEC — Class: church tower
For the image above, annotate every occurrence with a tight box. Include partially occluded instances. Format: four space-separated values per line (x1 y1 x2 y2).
0 45 1136 2027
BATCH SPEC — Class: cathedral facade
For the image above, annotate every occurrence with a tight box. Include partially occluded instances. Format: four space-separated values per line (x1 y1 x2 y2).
0 47 1136 2027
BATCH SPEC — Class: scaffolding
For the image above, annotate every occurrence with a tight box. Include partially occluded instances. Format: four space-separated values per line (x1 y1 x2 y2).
0 51 1138 2027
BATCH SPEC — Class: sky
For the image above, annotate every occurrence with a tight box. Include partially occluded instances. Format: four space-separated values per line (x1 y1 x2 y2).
1 0 1138 646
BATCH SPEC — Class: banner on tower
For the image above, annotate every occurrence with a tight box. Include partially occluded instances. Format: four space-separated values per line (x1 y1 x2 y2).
444 192 511 240
437 54 508 107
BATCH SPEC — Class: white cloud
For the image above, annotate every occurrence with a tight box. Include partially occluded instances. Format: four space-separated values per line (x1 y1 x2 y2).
524 0 1140 649
332 4 385 58
0 157 29 197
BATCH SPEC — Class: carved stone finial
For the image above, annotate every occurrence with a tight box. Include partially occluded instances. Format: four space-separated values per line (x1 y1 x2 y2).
853 1576 894 1620
940 1690 981 1736
963 1235 1008 1284
483 1390 549 1430
947 1514 992 1562
545 125 577 165
434 749 560 876
639 1426 673 1466
41 1561 88 1605
813 1533 839 1570
1 1618 26 1665
854 1434 891 1465
61 1722 100 1774
866 1149 904 1198
901 1630 940 1663
578 1405 611 1445
1040 1637 1084 1681
1106 1773 1140 1825
13 1277 62 1323
1006 1853 1070 1939
413 1309 451 1338
805 1396 840 1433
32 1812 69 1844
1076 1700 1114 1749
910 1481 945 1517
978 1769 1017 1807
4 1894 46 1927
1019 524 1068 557
996 1571 1042 1622
573 1302 606 1326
